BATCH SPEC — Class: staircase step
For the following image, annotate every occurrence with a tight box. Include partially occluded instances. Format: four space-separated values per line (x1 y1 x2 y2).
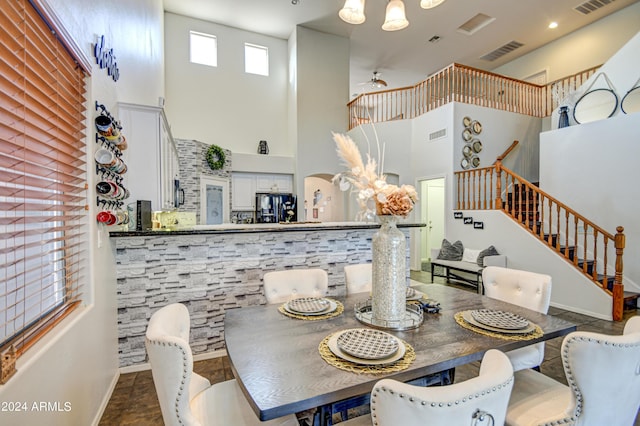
597 274 616 290
577 259 595 275
544 233 559 246
624 292 639 310
559 245 576 260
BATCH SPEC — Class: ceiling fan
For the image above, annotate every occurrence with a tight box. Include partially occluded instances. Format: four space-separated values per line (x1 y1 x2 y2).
361 71 388 89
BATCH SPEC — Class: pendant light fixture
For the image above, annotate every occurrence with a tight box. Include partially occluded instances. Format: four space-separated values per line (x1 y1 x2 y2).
382 0 409 31
420 0 446 9
338 0 366 25
339 0 446 31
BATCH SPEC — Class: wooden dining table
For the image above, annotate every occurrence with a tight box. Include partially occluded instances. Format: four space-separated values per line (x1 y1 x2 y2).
223 283 577 425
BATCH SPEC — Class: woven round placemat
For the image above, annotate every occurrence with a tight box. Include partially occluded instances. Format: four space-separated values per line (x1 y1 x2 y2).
318 333 415 374
454 311 543 341
278 299 344 320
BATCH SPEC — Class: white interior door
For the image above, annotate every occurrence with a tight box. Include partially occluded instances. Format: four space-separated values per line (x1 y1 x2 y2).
426 183 445 260
418 177 445 268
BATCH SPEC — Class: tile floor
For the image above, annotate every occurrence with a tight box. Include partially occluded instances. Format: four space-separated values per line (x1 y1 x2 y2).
99 270 640 425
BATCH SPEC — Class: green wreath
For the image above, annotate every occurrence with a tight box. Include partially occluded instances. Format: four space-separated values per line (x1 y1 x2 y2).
206 144 226 170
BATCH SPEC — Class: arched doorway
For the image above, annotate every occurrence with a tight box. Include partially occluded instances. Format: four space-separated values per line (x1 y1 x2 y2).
303 174 344 222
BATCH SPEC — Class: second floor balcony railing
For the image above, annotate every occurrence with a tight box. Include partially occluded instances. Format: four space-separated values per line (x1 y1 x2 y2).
347 63 599 130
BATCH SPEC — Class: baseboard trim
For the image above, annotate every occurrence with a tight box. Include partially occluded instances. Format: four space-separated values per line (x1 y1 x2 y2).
91 370 120 426
549 301 612 321
119 348 228 374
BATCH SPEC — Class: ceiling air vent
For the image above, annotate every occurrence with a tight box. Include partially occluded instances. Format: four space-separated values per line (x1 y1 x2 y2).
574 0 615 15
429 128 447 141
457 13 496 36
480 40 524 62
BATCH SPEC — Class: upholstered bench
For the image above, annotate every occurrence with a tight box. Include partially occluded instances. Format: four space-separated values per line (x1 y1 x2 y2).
430 242 506 293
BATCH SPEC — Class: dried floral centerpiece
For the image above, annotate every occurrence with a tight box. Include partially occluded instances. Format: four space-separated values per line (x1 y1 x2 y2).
332 131 418 328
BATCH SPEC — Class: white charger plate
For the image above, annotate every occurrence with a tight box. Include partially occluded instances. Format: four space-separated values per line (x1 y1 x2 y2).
461 310 536 334
286 297 330 313
328 329 405 365
284 299 337 316
337 328 399 359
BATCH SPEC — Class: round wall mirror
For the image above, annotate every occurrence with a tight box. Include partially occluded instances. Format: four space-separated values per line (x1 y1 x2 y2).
621 86 640 115
573 88 618 124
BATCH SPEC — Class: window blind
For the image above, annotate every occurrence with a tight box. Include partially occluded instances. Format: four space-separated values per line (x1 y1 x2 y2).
0 0 87 357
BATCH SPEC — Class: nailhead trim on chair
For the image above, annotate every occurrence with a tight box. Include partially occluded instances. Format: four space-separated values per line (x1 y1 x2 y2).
553 335 640 426
146 339 190 426
369 376 514 425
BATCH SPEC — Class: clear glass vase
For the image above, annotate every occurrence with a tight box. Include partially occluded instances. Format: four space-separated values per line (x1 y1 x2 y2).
371 215 406 327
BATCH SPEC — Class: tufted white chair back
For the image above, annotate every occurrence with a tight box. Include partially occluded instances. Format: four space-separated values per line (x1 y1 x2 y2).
263 268 328 304
368 349 514 426
145 303 205 426
344 263 372 295
482 266 552 314
561 317 640 425
482 266 552 371
507 316 640 426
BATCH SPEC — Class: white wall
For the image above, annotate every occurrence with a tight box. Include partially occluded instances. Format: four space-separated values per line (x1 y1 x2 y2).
539 30 640 294
446 210 613 320
293 26 350 217
541 113 640 293
493 2 640 83
164 13 289 155
0 1 165 425
303 176 344 222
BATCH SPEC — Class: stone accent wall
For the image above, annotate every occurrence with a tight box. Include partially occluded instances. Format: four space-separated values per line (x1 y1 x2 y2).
175 138 232 223
114 228 410 367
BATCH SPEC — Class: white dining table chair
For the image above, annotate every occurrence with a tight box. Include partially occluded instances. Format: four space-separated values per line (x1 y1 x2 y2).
482 266 552 371
341 349 514 425
344 263 372 295
506 315 640 426
263 268 328 304
145 303 299 426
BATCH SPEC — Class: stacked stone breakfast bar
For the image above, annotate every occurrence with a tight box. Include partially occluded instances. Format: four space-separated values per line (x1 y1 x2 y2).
110 222 423 368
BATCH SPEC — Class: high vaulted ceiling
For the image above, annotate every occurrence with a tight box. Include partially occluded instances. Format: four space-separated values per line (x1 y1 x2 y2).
163 0 639 96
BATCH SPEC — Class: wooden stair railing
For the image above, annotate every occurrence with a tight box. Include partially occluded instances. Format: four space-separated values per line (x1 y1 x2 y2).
455 161 626 321
347 63 600 130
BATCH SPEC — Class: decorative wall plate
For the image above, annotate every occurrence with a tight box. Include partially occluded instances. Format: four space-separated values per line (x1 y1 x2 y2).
471 120 482 134
461 158 470 169
462 116 472 127
472 139 483 153
462 128 472 141
471 156 480 168
463 145 473 158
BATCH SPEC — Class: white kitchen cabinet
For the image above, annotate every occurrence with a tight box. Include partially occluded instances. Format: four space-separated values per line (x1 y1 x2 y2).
255 173 293 193
118 103 179 211
231 173 256 210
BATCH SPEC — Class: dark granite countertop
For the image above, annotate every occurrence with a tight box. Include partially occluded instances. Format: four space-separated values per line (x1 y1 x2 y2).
108 221 425 237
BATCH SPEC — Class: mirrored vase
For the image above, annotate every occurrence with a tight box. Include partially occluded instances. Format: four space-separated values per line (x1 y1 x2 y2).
371 215 406 327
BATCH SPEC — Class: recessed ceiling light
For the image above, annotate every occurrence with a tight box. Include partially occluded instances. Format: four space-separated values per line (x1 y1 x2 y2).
548 21 558 29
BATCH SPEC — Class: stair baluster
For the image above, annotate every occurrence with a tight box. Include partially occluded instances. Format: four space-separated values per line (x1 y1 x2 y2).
455 161 627 321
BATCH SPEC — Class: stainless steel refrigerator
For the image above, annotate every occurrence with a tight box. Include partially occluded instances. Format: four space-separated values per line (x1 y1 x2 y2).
256 193 297 223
